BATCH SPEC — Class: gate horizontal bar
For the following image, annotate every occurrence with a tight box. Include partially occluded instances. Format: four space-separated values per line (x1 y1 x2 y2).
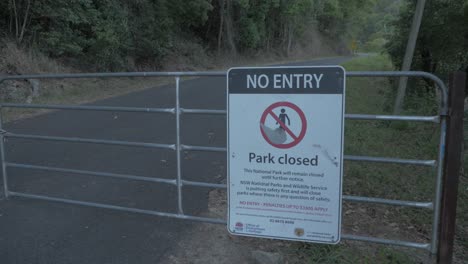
181 144 226 152
342 234 430 250
179 144 436 166
344 155 436 167
8 191 226 224
343 195 433 209
345 114 439 123
181 180 227 189
0 70 447 113
179 179 434 209
5 133 176 150
161 179 435 209
180 108 227 115
1 103 175 114
21 168 427 208
346 71 447 113
6 162 177 185
6 191 432 251
0 72 225 81
178 108 439 123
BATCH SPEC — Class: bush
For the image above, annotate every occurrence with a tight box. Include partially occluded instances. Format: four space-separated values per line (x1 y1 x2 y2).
364 37 387 52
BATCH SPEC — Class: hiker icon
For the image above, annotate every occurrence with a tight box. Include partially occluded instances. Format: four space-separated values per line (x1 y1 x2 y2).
277 108 290 129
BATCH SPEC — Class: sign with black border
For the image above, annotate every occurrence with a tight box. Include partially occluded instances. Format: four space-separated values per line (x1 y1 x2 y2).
227 66 345 244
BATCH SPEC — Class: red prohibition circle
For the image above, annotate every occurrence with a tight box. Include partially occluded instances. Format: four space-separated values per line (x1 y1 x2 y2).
260 101 307 149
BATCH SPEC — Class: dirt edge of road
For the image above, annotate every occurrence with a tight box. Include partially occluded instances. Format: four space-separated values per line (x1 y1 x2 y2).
161 188 302 264
162 187 434 264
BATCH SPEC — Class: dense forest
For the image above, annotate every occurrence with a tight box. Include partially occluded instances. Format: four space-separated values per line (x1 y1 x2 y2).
386 0 468 80
0 0 397 71
0 0 466 79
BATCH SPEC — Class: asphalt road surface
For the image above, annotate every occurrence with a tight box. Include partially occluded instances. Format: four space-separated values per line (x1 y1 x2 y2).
0 56 353 264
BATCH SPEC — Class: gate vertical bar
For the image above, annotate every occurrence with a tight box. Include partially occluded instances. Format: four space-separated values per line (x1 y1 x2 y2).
175 76 184 214
437 72 466 263
431 117 447 255
0 106 8 199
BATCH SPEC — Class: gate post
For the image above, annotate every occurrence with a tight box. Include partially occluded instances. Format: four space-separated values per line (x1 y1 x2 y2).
0 105 8 199
437 71 466 263
0 78 7 200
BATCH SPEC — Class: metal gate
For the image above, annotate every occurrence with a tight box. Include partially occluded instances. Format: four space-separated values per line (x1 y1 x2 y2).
0 71 451 256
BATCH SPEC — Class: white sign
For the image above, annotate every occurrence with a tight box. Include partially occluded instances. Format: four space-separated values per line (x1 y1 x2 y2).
227 66 345 244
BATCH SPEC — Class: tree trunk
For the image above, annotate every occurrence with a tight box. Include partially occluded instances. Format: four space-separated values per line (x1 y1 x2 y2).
217 0 225 55
12 0 19 40
465 66 468 99
393 0 426 114
224 0 237 55
18 0 31 44
282 21 289 56
287 22 293 57
266 30 271 53
8 0 14 34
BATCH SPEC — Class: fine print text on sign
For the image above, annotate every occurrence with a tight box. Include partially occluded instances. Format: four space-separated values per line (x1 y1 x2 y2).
227 66 346 244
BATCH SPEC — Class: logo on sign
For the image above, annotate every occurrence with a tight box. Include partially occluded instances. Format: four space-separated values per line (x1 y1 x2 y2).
235 222 244 231
294 228 305 237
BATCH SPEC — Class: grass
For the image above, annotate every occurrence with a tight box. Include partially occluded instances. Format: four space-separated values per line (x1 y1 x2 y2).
342 55 439 209
301 54 467 263
342 54 438 210
298 243 415 264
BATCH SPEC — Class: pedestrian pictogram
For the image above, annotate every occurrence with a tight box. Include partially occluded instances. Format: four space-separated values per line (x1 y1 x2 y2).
260 101 307 149
277 109 290 129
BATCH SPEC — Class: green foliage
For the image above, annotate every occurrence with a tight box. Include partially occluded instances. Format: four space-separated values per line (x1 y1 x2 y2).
225 0 376 54
127 0 173 67
386 0 468 78
364 37 387 52
90 0 131 70
1 0 213 70
32 0 99 57
0 0 397 70
168 0 213 28
316 0 342 35
238 16 261 49
360 0 401 51
316 0 376 40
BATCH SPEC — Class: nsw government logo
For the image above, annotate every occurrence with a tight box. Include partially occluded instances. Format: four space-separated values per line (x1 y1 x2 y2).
294 228 305 237
235 222 244 232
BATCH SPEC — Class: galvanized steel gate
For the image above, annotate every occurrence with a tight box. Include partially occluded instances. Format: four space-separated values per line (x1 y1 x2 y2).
0 71 450 256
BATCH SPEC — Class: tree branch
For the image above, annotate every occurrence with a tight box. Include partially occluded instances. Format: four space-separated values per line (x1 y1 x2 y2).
18 0 31 43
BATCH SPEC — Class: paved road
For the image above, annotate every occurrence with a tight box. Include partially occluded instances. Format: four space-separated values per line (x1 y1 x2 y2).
0 56 353 264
